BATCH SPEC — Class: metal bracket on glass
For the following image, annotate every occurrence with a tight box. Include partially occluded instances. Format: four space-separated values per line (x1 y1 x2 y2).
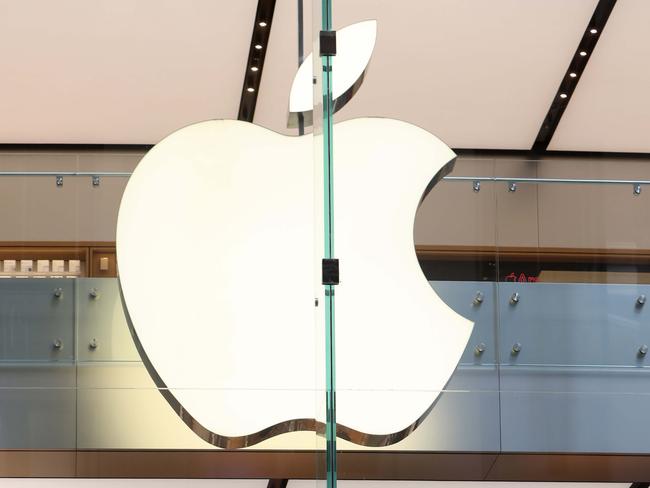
473 291 484 305
56 175 63 187
508 182 517 192
92 175 101 187
89 338 98 350
53 288 63 299
322 258 340 285
639 345 648 357
474 342 486 356
510 292 520 305
634 183 642 195
52 338 64 350
319 30 337 56
511 342 522 355
472 180 481 192
89 288 100 299
637 295 646 307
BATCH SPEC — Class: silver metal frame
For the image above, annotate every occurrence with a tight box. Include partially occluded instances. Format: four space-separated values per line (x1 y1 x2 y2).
444 176 650 185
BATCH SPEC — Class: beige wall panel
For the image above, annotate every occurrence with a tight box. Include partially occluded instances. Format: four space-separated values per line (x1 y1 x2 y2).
77 152 144 172
494 160 539 248
0 153 80 242
75 178 128 242
414 159 495 248
537 159 650 249
0 151 142 242
75 153 141 242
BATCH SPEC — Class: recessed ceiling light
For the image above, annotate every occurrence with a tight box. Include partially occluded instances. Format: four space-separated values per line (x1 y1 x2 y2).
579 51 587 56
247 87 255 93
255 44 263 50
560 93 568 99
251 66 259 72
590 28 598 34
569 72 577 78
259 21 267 27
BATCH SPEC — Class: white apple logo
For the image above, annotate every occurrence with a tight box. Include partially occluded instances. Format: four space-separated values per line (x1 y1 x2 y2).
116 22 473 448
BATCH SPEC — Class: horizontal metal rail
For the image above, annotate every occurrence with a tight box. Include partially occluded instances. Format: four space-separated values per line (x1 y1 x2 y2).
0 172 647 189
444 176 650 185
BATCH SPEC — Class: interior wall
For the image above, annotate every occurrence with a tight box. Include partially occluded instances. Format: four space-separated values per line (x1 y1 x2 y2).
1 150 648 250
415 156 650 250
0 150 144 242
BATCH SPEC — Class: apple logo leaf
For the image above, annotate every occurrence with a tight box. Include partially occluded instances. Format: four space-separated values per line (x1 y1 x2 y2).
288 20 377 128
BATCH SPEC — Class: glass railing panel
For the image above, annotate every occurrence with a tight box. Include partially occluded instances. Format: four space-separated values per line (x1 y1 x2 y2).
494 157 650 455
0 278 76 449
76 278 139 363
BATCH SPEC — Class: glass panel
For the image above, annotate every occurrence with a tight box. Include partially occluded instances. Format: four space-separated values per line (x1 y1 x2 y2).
0 2 326 478
314 0 337 486
495 156 650 455
5 1 650 484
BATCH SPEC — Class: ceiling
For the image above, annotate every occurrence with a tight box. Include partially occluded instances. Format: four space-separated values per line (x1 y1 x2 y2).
549 0 650 153
0 0 646 153
258 0 597 150
0 0 256 144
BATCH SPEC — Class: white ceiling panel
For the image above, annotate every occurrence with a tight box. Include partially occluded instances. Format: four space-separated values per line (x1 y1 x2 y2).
549 0 650 152
0 0 256 144
255 0 597 149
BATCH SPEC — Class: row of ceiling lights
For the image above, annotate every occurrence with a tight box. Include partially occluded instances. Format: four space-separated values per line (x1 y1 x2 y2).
246 23 602 99
558 28 599 99
244 18 602 99
238 0 276 122
246 21 269 93
531 0 615 151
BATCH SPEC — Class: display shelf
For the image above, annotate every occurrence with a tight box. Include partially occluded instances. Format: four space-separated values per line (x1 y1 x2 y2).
0 242 117 278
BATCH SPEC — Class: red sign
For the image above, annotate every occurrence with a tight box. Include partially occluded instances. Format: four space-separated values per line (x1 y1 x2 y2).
504 272 538 283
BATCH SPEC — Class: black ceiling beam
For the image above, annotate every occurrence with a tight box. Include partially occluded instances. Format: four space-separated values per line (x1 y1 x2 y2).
531 0 617 153
237 0 277 122
266 480 288 488
0 143 153 151
454 148 650 161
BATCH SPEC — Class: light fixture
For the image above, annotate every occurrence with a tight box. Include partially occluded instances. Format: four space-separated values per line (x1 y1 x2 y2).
590 28 598 34
117 117 471 446
560 93 568 99
569 72 577 78
246 87 255 93
579 51 587 56
238 0 275 122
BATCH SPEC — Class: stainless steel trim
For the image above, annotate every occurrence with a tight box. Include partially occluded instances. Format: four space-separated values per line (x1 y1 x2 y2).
445 176 650 185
